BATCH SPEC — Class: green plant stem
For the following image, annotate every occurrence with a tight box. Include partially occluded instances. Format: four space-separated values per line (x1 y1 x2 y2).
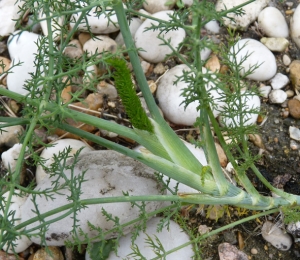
113 1 161 122
207 110 261 198
113 1 206 174
191 7 229 195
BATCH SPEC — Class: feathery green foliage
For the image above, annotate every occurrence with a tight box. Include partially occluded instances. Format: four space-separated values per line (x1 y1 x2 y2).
106 58 153 133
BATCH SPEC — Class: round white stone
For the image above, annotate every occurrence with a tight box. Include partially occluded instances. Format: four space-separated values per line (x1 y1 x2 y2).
291 4 300 49
262 221 292 251
283 55 291 66
7 31 42 96
22 151 165 246
83 36 117 57
156 64 224 125
70 5 119 34
219 91 260 127
143 0 175 13
1 143 26 172
258 7 289 38
269 89 287 104
135 11 186 63
1 190 32 253
0 0 24 37
205 20 220 34
229 38 277 81
104 217 194 259
35 139 93 184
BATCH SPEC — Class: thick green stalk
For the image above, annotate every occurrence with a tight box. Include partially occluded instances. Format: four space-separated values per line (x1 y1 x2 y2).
113 1 206 174
207 109 261 200
191 3 229 195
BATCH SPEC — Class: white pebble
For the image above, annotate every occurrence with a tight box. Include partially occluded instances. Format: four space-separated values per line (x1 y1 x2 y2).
289 126 300 141
156 64 224 125
270 73 289 90
0 190 32 253
23 151 165 246
105 217 194 260
35 139 93 184
7 31 42 95
205 20 220 34
135 11 186 63
259 85 271 98
269 90 287 104
261 221 292 251
143 0 174 13
83 36 117 57
0 0 24 36
229 38 277 81
216 0 269 30
258 7 289 38
219 91 261 127
291 4 300 49
283 55 291 66
1 143 26 172
70 5 119 34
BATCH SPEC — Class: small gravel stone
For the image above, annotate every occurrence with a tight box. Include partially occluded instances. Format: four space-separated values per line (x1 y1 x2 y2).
288 99 300 119
269 90 287 104
258 7 289 38
218 242 248 260
251 248 258 254
286 89 294 98
33 247 64 260
260 37 289 52
198 225 211 235
283 55 291 66
287 221 300 240
290 140 299 150
259 85 271 98
289 60 300 91
270 73 289 90
290 126 300 141
0 124 23 147
63 39 83 59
